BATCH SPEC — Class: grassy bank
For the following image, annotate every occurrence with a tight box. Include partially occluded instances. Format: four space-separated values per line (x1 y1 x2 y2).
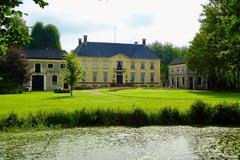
0 101 239 131
0 88 240 116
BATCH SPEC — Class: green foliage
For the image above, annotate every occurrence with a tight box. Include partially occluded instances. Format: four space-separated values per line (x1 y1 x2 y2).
64 52 82 96
186 0 240 90
0 101 240 131
189 101 212 124
0 47 29 93
54 87 70 93
0 0 48 54
149 42 187 82
28 22 62 50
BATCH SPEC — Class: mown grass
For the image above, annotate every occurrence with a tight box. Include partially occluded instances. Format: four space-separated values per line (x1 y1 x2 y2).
0 88 239 117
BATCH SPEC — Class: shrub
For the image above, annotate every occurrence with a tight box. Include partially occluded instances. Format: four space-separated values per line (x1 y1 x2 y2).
54 87 70 93
188 100 212 124
212 103 240 125
158 107 183 125
127 108 149 126
0 79 23 94
75 85 93 90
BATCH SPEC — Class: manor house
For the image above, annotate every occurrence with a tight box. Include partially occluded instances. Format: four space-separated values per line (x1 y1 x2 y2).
24 35 161 90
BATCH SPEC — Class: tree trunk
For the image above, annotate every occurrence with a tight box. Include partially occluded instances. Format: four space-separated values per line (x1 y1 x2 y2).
70 86 73 96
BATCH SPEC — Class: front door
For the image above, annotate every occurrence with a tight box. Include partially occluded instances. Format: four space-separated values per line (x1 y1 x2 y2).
117 74 123 84
32 75 44 91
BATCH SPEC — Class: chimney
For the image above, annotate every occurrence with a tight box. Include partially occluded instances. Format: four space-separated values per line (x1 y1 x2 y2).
134 41 138 45
142 38 146 45
78 38 82 45
83 35 88 43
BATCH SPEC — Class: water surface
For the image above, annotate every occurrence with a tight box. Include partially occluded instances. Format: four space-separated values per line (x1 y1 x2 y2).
0 126 239 160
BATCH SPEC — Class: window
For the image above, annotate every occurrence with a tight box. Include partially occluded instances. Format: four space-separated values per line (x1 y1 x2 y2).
92 72 97 82
103 61 109 69
35 63 41 73
93 60 97 69
130 72 135 83
116 61 123 70
172 77 174 86
182 77 185 86
82 72 87 82
131 62 135 70
81 61 87 68
103 72 108 82
60 64 65 69
150 62 155 70
141 62 145 70
150 73 155 83
176 68 179 72
172 69 174 73
198 76 202 86
52 75 57 85
141 73 145 83
48 64 53 69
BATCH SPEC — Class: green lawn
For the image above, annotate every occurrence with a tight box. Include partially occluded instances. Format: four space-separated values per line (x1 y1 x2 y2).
0 88 239 116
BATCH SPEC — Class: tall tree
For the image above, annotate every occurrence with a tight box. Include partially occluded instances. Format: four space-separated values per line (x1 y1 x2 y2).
44 24 62 50
0 0 48 54
28 22 45 50
186 0 240 90
0 46 30 93
28 23 62 50
64 52 82 96
149 42 187 83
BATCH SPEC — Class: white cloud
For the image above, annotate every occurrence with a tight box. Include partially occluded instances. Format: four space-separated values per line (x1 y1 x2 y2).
20 0 208 51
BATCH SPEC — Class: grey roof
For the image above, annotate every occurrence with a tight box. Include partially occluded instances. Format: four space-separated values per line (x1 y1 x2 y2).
73 42 159 59
24 50 66 60
169 58 185 65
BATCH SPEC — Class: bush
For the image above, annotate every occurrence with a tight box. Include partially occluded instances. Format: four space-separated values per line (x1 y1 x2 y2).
54 87 70 93
158 107 183 125
0 79 23 94
212 103 240 125
188 100 212 124
74 85 92 90
0 101 240 131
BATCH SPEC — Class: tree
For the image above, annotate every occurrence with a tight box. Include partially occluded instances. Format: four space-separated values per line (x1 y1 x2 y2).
44 24 62 50
64 52 82 96
28 22 45 50
186 0 240 90
0 0 48 54
28 23 62 50
149 42 187 84
0 46 30 93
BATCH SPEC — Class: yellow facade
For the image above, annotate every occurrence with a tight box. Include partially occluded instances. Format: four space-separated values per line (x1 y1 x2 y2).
24 59 66 90
25 54 160 90
78 53 161 88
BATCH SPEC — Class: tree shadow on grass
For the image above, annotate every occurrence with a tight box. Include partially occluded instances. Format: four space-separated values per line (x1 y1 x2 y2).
44 95 74 100
188 90 240 99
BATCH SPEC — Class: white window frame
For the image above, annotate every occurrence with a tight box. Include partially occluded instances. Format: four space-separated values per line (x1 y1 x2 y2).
47 63 54 69
52 75 58 85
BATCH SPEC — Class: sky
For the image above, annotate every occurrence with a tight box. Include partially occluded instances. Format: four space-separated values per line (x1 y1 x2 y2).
19 0 208 51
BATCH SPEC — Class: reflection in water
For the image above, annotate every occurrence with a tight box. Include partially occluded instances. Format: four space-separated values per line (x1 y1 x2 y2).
0 126 239 160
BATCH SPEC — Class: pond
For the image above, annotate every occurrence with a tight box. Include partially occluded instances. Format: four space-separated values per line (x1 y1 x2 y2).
0 126 239 160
